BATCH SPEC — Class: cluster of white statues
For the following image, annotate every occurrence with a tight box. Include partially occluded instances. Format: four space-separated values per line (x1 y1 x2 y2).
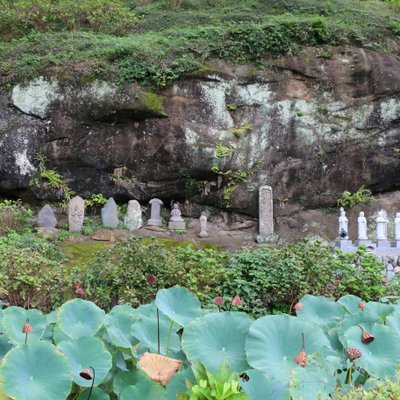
338 207 400 244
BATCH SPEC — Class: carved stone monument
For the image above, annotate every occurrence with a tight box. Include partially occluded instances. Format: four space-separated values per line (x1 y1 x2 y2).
198 212 209 238
338 207 349 239
395 212 400 247
101 197 119 228
168 203 186 230
124 200 142 231
376 210 390 247
257 185 277 243
68 196 85 231
147 198 163 227
37 204 57 230
357 211 368 244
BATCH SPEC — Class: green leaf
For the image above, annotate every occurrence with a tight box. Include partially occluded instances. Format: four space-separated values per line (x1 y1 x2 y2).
296 295 344 330
241 370 290 400
182 312 252 374
0 341 72 400
57 299 105 339
104 312 138 349
155 287 203 326
57 337 112 387
120 380 166 400
246 315 332 379
113 370 150 397
338 295 362 314
165 367 195 400
343 324 400 378
2 307 47 345
76 387 110 400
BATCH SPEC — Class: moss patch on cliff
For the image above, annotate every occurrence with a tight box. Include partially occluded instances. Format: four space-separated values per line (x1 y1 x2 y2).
143 92 167 115
0 0 399 87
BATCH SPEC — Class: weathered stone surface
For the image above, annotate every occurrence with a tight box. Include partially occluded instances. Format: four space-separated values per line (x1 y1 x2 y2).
101 198 119 228
2 47 400 241
148 198 163 227
68 195 85 231
92 230 116 242
124 199 142 231
37 204 57 228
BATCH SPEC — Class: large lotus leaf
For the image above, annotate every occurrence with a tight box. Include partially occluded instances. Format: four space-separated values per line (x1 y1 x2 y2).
0 336 12 361
2 307 47 345
0 341 72 400
290 365 335 400
386 309 400 334
53 324 71 344
104 312 138 349
46 310 58 324
343 324 400 378
58 337 112 387
113 369 149 397
338 295 362 314
57 299 105 339
241 370 290 400
120 380 165 400
110 304 136 316
182 312 252 374
77 388 110 400
246 315 332 379
338 311 380 344
165 367 195 400
155 287 203 326
365 302 394 321
296 295 344 330
131 303 180 354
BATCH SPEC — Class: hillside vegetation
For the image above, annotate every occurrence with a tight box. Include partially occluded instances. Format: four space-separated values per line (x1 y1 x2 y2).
0 0 400 87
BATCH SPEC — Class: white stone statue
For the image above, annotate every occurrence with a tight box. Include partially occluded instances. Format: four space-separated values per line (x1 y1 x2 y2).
357 211 368 240
170 203 184 222
124 200 143 231
198 212 209 238
338 207 348 239
395 212 400 241
376 210 388 240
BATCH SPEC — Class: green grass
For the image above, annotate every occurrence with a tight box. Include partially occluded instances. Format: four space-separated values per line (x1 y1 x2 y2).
1 0 400 87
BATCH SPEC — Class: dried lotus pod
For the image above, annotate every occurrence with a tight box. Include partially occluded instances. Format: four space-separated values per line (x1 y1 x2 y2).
361 331 375 344
293 302 303 311
295 333 307 368
358 301 366 310
138 352 182 385
347 347 362 361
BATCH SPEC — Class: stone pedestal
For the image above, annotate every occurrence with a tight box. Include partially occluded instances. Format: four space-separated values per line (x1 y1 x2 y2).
377 240 391 248
336 239 353 251
356 240 372 246
396 241 400 248
168 221 186 230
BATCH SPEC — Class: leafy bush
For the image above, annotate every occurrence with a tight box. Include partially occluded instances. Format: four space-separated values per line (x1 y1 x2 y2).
0 199 31 235
78 237 227 310
337 186 372 208
0 231 68 310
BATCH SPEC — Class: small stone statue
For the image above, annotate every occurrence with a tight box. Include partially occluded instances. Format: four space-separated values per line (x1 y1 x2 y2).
68 196 85 231
395 212 400 241
357 211 368 240
376 210 388 240
168 203 186 230
338 207 348 239
37 204 57 230
198 212 209 238
124 200 142 231
147 198 163 227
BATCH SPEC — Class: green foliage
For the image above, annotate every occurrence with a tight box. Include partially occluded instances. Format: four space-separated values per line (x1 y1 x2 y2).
179 361 249 400
0 199 32 235
337 186 372 208
215 143 231 159
78 237 228 310
0 231 67 311
84 193 107 209
227 124 252 137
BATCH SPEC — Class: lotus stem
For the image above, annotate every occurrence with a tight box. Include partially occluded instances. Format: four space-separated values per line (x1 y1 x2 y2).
87 367 95 400
345 367 353 384
165 321 174 356
157 308 161 355
301 332 305 351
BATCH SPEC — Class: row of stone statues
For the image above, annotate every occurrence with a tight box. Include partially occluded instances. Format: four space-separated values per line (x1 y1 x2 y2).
37 196 209 237
338 207 400 244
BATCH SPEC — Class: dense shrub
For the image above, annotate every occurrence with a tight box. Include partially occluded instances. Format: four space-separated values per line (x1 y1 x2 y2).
0 231 68 311
78 238 228 310
0 200 31 235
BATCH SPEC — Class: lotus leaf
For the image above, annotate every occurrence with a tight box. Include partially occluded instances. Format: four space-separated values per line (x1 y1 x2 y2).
76 387 110 400
246 315 332 379
338 295 362 314
156 287 203 326
120 380 166 400
165 367 195 400
296 295 344 330
386 308 400 334
241 370 290 400
182 312 252 374
0 341 72 400
337 311 380 344
343 324 400 378
104 312 138 348
113 369 150 396
2 307 47 345
364 301 394 321
57 299 105 339
110 304 136 316
58 336 112 387
0 336 12 360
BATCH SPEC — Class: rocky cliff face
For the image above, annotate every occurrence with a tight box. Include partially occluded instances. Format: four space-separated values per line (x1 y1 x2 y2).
1 46 400 239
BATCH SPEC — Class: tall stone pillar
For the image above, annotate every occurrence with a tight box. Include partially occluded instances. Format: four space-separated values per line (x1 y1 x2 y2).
256 185 278 243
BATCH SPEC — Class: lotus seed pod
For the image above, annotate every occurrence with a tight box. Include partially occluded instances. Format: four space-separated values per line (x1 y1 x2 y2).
295 350 307 367
361 331 375 344
347 347 362 361
358 301 366 310
214 296 225 307
232 294 242 306
293 302 303 311
22 320 32 334
79 368 93 380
